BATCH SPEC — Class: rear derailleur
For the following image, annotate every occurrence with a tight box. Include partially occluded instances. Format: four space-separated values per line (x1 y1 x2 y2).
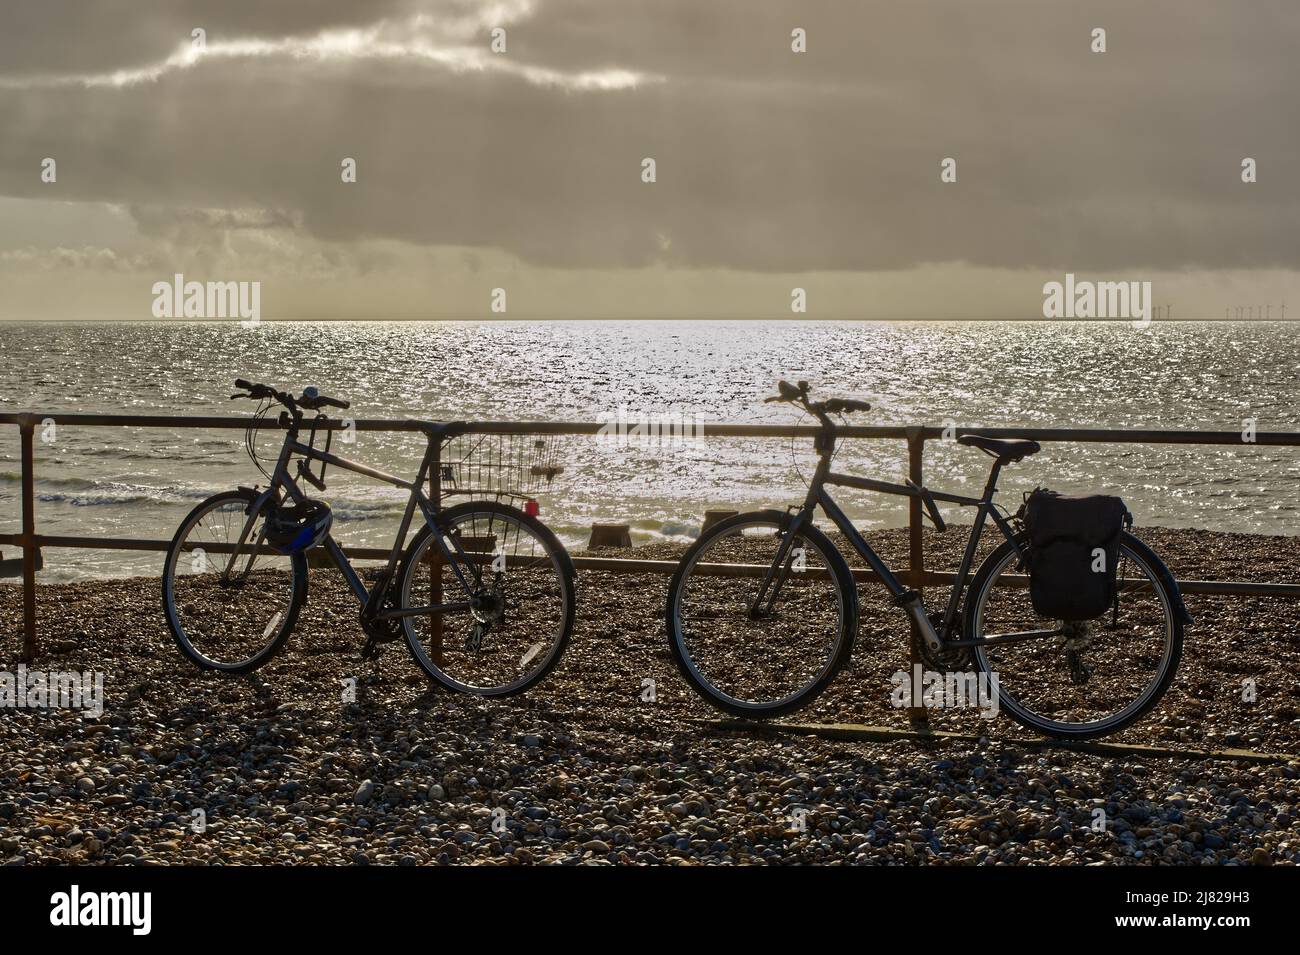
464 579 510 654
1060 622 1092 685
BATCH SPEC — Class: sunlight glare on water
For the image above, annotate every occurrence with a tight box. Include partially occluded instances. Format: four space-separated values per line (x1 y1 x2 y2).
1 319 1297 580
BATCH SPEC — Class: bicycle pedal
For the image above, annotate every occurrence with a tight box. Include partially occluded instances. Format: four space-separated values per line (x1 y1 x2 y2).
360 639 380 661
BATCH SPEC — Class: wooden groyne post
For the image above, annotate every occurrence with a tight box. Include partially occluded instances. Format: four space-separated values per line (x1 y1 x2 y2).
905 426 929 730
19 417 38 661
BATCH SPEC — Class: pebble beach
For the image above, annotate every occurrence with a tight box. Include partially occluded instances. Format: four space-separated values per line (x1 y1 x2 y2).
1 525 1297 866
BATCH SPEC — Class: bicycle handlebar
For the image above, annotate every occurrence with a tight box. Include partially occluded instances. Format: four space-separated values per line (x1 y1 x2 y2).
230 379 351 413
300 386 351 411
764 379 809 404
764 379 871 422
824 397 873 414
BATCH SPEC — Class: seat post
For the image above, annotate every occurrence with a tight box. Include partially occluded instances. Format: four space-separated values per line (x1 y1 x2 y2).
982 458 1003 500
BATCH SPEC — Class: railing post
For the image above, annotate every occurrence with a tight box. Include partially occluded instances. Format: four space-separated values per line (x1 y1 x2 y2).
905 426 929 730
428 433 444 668
19 418 38 661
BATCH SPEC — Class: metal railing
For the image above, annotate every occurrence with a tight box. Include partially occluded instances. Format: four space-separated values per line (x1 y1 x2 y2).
4 411 1300 663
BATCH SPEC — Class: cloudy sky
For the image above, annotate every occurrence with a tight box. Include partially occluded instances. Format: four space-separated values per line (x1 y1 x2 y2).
0 0 1296 320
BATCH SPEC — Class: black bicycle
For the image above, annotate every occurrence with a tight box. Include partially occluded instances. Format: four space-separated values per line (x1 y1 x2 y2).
666 380 1189 739
162 379 575 696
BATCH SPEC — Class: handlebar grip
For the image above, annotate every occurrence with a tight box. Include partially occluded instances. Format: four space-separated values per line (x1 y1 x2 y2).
824 398 873 414
298 386 349 411
235 378 252 390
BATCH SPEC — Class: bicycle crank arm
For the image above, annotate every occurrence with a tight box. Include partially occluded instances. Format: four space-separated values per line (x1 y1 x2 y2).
896 592 942 652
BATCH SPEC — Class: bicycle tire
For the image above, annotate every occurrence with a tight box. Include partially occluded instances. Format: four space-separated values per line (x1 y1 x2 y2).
396 499 576 696
162 488 307 673
964 530 1184 739
666 509 859 718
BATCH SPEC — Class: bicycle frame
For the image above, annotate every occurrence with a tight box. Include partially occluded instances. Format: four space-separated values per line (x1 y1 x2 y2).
226 416 482 621
762 434 1065 653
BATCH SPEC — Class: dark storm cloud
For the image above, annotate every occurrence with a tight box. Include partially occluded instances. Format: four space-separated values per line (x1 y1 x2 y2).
0 0 1295 271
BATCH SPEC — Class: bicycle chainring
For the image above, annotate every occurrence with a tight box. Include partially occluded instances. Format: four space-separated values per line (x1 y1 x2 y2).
918 613 974 671
360 593 405 647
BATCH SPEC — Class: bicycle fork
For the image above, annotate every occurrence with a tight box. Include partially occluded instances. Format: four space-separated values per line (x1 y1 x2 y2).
221 489 278 584
747 511 812 619
749 538 796 619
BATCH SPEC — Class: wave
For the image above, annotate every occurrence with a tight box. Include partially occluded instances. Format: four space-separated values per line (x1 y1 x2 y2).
0 472 213 507
329 499 409 522
0 469 415 516
1 472 106 491
78 446 220 462
38 485 217 508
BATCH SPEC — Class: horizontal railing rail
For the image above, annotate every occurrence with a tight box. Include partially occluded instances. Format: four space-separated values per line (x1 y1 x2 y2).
3 410 1299 663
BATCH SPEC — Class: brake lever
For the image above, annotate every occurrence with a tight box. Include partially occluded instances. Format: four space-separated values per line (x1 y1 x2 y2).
230 392 251 400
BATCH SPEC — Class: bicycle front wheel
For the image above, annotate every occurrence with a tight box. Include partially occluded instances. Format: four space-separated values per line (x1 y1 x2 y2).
162 489 306 673
666 510 857 718
965 531 1184 739
398 500 575 696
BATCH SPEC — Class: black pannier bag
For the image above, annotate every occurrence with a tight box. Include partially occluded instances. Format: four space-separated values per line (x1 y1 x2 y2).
1021 489 1131 620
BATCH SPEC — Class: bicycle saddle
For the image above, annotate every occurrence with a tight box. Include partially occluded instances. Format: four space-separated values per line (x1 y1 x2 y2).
958 434 1041 462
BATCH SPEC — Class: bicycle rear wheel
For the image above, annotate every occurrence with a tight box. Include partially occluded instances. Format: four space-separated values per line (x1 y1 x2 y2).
162 489 306 673
666 510 857 718
965 531 1184 739
398 500 575 696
